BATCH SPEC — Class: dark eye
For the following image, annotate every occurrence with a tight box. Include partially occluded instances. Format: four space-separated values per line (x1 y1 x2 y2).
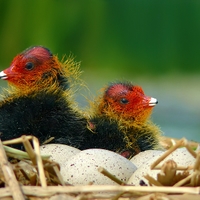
25 62 34 70
120 98 129 104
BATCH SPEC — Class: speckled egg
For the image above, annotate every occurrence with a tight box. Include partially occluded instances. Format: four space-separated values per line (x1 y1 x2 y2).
127 147 195 186
40 144 80 173
130 150 164 168
61 148 137 185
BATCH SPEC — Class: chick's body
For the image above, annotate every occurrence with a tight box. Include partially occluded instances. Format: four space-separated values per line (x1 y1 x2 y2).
84 82 161 157
0 89 87 149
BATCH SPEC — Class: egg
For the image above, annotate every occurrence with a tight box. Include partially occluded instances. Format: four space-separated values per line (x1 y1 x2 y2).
130 150 164 168
61 148 137 185
40 144 80 172
127 148 195 186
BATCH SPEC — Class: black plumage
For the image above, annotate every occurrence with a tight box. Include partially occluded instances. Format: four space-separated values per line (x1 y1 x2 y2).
83 117 130 152
0 88 88 149
82 116 160 158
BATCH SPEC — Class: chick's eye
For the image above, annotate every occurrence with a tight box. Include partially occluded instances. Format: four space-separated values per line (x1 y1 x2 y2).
25 62 34 70
120 98 129 104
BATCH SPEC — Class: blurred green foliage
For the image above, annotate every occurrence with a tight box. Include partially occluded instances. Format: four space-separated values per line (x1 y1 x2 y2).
0 0 200 141
0 0 200 76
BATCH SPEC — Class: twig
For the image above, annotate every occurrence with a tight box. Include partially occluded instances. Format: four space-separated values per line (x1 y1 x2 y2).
191 152 200 186
3 145 49 160
4 145 30 159
193 152 200 171
0 140 25 200
111 191 126 200
2 135 33 145
6 185 200 197
151 138 187 169
0 185 199 198
32 136 47 187
21 135 37 165
186 143 197 158
143 174 163 186
153 164 193 171
42 137 55 145
52 165 65 186
161 136 199 150
173 172 196 187
98 167 126 185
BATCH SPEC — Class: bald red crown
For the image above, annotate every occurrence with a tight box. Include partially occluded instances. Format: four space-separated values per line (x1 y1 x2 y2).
11 46 53 70
105 82 144 98
21 46 52 60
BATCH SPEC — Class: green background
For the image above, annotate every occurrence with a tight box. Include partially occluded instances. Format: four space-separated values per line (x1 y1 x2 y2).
0 0 199 141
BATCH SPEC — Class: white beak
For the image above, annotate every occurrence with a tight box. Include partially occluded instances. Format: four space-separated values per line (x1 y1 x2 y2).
0 71 7 79
149 97 158 106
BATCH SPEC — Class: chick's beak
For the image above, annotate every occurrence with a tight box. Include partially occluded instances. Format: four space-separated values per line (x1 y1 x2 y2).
142 95 158 107
0 71 7 80
149 97 158 106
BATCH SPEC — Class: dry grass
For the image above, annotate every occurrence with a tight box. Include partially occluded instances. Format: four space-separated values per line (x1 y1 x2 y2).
0 135 199 200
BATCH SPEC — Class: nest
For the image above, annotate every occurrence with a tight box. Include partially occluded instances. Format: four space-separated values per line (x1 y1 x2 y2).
0 136 200 200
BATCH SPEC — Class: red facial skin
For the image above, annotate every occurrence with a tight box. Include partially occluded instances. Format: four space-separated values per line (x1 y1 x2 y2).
2 46 60 89
98 83 156 122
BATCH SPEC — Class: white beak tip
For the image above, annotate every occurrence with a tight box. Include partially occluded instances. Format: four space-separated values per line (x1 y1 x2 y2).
0 71 7 80
149 97 158 106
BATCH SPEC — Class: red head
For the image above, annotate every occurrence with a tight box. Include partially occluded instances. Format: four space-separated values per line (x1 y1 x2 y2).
0 46 63 90
98 82 158 122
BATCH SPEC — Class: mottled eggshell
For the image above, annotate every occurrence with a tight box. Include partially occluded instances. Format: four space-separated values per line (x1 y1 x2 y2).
40 144 80 173
62 148 137 185
128 148 195 186
130 150 164 168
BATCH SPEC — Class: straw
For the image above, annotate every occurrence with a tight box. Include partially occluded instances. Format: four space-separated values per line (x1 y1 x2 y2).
0 140 25 199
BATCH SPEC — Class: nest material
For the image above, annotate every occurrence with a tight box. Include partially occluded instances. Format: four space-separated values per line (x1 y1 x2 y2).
0 135 200 200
